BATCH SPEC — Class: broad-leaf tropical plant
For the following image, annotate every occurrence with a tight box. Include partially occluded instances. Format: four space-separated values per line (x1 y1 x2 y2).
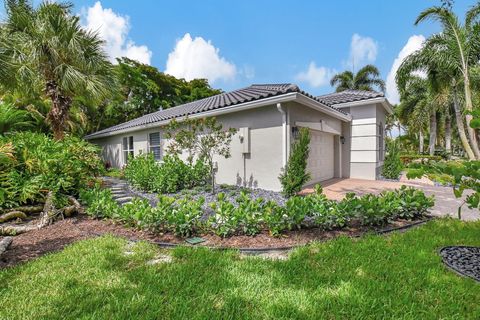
0 0 115 139
330 64 386 92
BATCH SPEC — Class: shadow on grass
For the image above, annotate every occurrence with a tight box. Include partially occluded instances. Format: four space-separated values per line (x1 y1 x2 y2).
1 219 480 320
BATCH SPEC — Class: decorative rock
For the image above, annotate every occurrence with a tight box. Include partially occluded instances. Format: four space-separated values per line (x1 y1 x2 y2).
439 246 480 282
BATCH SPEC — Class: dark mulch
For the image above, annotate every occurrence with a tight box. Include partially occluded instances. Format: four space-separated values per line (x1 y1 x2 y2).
0 214 429 268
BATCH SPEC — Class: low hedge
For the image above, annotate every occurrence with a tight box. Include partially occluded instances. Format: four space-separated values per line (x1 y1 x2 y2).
81 185 434 238
400 154 442 165
124 153 209 194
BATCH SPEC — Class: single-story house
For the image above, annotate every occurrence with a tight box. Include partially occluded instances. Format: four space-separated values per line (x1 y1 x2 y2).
85 84 393 191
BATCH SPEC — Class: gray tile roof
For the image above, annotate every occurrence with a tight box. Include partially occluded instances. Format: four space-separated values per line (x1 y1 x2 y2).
316 90 384 107
85 84 357 139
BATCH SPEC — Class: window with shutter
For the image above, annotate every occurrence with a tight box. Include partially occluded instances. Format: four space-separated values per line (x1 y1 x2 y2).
122 136 134 163
149 132 161 160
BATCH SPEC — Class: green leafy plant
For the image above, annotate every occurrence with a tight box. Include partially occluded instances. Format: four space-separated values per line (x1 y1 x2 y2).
382 139 403 179
166 117 237 192
80 187 118 219
165 197 205 237
1 132 103 209
124 153 209 194
279 127 311 197
209 192 240 237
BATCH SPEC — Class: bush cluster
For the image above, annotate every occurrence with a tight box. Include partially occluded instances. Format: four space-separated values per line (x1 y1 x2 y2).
81 184 434 238
124 153 210 193
400 154 442 165
0 132 103 208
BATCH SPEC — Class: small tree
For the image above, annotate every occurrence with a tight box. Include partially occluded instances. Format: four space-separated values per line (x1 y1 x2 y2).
279 128 311 197
165 117 237 192
382 139 403 179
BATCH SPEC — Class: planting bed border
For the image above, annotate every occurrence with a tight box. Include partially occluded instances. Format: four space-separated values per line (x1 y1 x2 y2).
439 246 480 283
90 216 433 254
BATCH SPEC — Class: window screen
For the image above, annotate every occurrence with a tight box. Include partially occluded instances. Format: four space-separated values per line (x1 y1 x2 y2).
149 132 161 160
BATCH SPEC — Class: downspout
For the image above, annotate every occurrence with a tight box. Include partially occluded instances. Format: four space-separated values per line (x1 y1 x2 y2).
277 103 288 167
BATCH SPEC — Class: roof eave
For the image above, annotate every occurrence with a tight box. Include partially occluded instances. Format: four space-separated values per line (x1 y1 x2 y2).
85 92 299 140
332 97 393 114
295 94 352 122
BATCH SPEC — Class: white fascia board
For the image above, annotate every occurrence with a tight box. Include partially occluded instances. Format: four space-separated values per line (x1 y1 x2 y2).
295 94 352 122
85 92 298 140
333 97 394 115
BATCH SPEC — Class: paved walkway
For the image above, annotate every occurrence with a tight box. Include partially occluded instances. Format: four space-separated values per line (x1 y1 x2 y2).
302 178 478 221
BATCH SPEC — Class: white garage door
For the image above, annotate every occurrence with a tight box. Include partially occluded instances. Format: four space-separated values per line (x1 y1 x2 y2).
306 130 335 183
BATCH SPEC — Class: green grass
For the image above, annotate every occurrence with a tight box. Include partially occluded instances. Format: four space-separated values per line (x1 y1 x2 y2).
1 219 480 319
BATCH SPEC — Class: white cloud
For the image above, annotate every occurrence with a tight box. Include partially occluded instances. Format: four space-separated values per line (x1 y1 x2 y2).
386 35 425 104
82 1 152 64
295 62 336 88
165 33 236 83
347 34 378 68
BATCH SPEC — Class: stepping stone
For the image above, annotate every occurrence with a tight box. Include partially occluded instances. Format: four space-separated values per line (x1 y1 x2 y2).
146 254 173 265
116 196 133 203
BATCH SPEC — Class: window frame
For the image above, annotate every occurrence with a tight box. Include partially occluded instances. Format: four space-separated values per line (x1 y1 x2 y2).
122 136 134 164
148 132 162 161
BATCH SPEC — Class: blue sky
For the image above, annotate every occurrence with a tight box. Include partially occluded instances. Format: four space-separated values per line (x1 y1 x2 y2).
2 1 474 102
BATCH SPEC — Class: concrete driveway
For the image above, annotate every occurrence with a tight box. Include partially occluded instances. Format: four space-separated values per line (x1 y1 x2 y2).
302 178 478 221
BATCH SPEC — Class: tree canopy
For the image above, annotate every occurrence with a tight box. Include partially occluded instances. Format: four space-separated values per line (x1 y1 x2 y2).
330 64 386 92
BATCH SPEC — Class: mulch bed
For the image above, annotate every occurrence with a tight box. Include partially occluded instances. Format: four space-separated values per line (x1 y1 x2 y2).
0 215 430 269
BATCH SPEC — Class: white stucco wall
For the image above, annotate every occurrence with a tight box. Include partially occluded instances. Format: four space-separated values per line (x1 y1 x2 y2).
342 103 387 180
91 105 285 191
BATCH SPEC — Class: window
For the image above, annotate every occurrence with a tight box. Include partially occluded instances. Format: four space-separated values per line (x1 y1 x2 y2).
123 136 134 163
149 132 161 161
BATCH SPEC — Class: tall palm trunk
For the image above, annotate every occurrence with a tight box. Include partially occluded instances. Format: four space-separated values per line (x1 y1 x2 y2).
453 89 475 159
463 70 480 158
429 110 437 156
445 111 452 153
419 130 424 154
45 81 72 140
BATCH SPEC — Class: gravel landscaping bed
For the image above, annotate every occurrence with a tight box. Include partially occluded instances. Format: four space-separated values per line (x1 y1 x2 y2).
440 246 480 282
125 179 287 213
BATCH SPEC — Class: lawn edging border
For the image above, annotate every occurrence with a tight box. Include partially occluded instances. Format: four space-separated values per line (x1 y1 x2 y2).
90 216 434 254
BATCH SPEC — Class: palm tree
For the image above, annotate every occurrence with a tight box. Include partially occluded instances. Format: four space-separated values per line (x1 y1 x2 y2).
396 32 478 159
330 64 386 92
0 102 33 134
396 76 433 154
409 4 480 158
0 1 115 140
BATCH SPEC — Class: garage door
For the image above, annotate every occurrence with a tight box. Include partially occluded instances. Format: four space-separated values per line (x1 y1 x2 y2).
306 130 335 183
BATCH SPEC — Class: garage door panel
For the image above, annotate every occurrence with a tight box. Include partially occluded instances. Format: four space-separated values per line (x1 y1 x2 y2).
306 131 334 182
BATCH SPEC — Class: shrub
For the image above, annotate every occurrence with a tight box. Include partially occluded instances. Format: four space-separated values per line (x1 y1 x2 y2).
209 192 239 237
124 153 209 194
279 127 311 197
395 185 434 219
80 187 118 219
382 139 403 179
400 154 442 165
0 132 103 208
165 197 205 237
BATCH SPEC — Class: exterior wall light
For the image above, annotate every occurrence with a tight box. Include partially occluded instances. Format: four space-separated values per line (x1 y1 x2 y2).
340 136 346 144
291 126 299 139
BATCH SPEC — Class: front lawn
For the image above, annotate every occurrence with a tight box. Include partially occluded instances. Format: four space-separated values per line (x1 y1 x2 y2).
1 218 479 319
